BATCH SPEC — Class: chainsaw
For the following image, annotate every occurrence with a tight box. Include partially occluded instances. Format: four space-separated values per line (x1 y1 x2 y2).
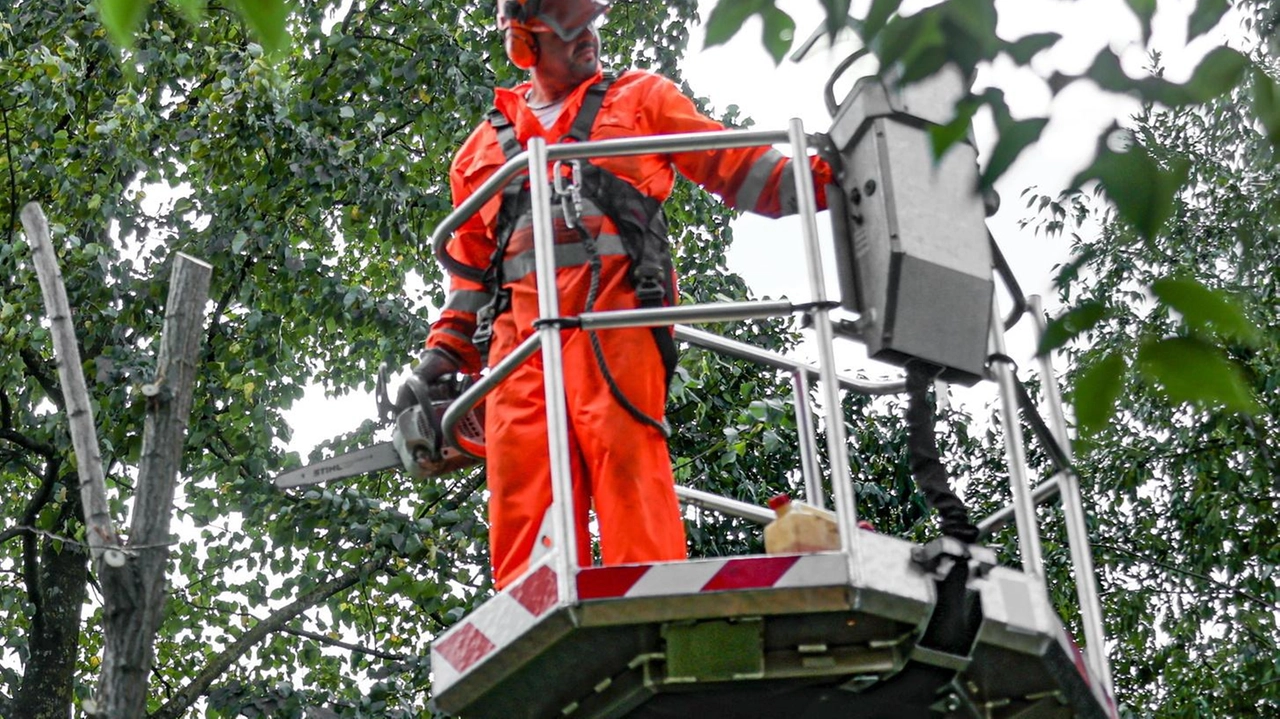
273 365 485 489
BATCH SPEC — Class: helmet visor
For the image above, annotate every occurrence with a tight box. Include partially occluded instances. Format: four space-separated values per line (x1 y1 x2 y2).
515 0 610 41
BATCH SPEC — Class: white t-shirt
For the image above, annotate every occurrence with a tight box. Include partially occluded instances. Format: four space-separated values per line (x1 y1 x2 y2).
529 97 567 128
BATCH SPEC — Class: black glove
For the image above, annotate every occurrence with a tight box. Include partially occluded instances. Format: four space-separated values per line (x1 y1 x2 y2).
395 348 461 412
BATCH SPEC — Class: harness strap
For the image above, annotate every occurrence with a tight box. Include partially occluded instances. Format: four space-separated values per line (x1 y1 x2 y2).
563 75 612 143
578 164 678 386
484 71 679 390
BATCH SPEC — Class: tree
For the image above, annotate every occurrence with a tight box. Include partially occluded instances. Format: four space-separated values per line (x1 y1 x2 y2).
7 1 950 716
1015 56 1280 713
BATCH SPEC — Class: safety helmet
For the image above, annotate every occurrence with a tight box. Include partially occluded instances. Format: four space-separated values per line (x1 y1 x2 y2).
497 0 611 69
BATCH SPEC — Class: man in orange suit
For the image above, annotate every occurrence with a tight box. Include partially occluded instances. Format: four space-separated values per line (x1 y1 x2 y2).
411 0 832 589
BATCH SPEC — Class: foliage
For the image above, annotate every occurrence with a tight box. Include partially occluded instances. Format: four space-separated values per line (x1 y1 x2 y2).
1019 50 1280 713
705 0 1279 712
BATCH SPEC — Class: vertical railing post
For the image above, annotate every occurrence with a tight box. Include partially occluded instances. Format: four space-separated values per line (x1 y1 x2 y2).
791 370 824 510
1029 296 1114 695
987 299 1045 579
787 119 861 579
528 137 578 605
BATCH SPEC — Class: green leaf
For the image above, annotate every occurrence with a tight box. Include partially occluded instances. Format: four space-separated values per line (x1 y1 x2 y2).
860 0 903 41
928 95 979 159
1003 32 1061 65
759 5 797 65
1150 276 1263 346
1124 0 1156 44
230 0 292 59
1074 46 1245 107
1137 337 1260 413
1037 301 1107 356
96 0 151 49
1181 47 1248 104
877 13 946 82
704 0 768 49
1251 68 1280 147
982 114 1048 188
1071 134 1189 241
942 0 998 55
1072 351 1126 436
1188 0 1230 41
819 0 853 38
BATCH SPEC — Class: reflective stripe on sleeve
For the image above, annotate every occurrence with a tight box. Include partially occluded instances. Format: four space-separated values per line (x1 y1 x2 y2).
438 327 475 346
734 148 786 212
444 289 494 314
776 160 798 215
502 232 629 282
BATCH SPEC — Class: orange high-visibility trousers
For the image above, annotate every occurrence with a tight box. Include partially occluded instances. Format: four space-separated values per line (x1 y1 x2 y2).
483 262 687 589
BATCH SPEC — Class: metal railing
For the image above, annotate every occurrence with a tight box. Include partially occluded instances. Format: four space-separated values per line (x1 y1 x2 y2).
432 120 1114 699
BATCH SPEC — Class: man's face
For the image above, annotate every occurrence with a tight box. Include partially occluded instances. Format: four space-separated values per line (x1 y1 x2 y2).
533 24 600 85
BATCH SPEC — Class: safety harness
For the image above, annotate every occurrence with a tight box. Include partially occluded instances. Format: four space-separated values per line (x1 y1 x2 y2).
473 73 679 433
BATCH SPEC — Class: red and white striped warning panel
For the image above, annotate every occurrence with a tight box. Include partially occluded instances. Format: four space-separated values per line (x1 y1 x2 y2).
577 552 848 600
432 553 852 694
1058 621 1120 719
432 560 560 691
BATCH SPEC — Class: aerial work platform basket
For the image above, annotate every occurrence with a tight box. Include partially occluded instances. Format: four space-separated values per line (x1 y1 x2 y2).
431 536 1109 718
423 68 1116 718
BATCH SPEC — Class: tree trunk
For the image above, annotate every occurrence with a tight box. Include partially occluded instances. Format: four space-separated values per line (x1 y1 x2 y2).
12 530 89 719
98 252 212 718
22 203 214 718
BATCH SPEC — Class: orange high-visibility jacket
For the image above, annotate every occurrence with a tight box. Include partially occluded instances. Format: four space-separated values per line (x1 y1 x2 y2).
427 69 832 588
429 68 831 371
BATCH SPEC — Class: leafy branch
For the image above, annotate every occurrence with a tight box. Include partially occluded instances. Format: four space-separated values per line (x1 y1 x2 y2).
282 623 410 662
148 555 392 719
1096 541 1280 614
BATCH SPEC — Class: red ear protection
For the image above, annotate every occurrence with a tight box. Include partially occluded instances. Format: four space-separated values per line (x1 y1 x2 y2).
504 26 539 69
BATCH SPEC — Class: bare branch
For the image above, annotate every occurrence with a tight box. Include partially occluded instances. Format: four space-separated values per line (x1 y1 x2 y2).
20 202 117 559
19 346 64 410
148 555 390 719
0 427 57 458
95 253 212 719
1 103 17 245
18 459 64 619
282 624 409 662
1095 542 1280 613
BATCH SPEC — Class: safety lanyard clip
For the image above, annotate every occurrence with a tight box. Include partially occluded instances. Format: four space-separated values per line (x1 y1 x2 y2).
552 159 584 229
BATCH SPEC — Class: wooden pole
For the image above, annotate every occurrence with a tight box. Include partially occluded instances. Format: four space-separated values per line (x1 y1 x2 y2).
99 251 212 718
20 202 119 561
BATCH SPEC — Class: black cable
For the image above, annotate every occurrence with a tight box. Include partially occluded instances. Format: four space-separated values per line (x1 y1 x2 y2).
904 362 979 543
577 223 670 438
1011 379 1073 475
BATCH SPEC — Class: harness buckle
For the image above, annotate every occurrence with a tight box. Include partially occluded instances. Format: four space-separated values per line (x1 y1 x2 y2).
471 288 511 351
633 270 667 303
552 159 585 229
